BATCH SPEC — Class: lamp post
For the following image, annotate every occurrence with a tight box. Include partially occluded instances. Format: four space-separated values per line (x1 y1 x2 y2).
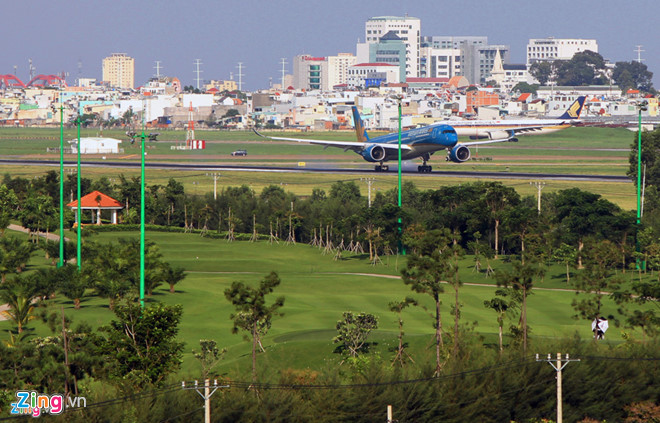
58 99 64 268
139 115 146 309
74 114 83 270
636 101 647 269
397 98 404 255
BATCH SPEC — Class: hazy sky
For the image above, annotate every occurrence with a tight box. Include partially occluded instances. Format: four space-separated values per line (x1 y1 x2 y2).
3 0 660 91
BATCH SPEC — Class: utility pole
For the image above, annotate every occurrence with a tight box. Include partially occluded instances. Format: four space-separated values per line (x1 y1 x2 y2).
182 379 227 423
536 353 580 423
209 173 220 200
530 181 545 214
361 178 374 208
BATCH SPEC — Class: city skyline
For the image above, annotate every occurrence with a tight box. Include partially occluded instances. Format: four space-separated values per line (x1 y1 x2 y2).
2 0 659 91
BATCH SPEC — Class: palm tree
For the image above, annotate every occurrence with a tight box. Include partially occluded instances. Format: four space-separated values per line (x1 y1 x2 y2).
162 264 186 293
0 277 37 333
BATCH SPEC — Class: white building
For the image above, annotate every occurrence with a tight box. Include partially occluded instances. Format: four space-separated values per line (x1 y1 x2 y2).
327 53 357 90
347 63 400 89
364 16 421 78
70 137 122 154
292 55 328 91
420 46 462 79
527 38 598 65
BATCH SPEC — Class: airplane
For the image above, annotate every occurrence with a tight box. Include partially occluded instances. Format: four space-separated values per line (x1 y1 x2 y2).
441 96 586 140
254 106 519 173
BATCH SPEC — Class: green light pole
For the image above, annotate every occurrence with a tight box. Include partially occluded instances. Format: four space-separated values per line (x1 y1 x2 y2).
58 100 64 268
139 117 146 309
397 99 404 255
75 114 82 270
636 101 647 269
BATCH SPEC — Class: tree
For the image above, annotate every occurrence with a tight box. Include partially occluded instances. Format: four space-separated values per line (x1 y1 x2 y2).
484 289 517 353
483 182 520 258
571 240 622 340
401 228 453 374
552 243 578 283
0 276 37 334
612 61 654 92
388 298 417 366
333 311 379 359
511 82 539 95
555 51 607 86
193 339 226 379
529 61 557 85
496 260 545 353
100 301 184 386
57 265 91 310
224 271 285 382
162 263 186 293
0 184 18 235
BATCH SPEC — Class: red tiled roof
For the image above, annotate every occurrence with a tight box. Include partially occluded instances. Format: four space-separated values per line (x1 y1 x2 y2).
517 93 531 102
67 191 122 208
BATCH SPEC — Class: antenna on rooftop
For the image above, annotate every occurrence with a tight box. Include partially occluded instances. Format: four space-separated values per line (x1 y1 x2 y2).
194 59 203 89
154 61 162 78
634 45 645 63
28 59 35 81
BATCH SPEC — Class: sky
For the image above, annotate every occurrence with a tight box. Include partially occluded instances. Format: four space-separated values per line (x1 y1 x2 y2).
3 0 660 91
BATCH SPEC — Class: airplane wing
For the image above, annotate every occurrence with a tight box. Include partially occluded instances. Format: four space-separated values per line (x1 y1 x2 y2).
461 129 519 146
253 129 412 152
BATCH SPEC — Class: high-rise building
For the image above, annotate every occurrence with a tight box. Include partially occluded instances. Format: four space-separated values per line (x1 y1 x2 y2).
292 55 328 91
420 36 510 84
366 32 407 83
364 16 421 78
527 38 598 65
102 53 135 89
327 53 357 89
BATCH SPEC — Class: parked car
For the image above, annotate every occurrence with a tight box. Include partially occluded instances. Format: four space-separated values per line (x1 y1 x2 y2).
231 149 247 156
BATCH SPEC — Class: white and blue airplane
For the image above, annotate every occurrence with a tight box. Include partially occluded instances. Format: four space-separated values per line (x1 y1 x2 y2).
254 100 582 173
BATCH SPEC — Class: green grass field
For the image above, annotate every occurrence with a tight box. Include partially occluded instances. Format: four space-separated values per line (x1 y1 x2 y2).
0 230 647 378
0 125 639 210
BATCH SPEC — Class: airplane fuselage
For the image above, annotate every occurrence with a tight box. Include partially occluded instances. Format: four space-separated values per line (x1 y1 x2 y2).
443 119 572 139
362 123 459 162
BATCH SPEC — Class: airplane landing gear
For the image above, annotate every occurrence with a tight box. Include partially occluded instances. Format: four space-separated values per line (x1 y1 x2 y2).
375 163 389 172
417 154 432 173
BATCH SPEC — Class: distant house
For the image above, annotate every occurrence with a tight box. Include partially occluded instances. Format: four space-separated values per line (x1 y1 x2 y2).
69 137 122 154
67 190 123 226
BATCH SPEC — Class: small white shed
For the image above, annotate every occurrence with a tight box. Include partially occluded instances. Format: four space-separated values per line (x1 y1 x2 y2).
70 137 122 154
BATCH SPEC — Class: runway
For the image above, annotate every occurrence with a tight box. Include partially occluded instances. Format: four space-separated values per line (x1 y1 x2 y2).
0 158 632 183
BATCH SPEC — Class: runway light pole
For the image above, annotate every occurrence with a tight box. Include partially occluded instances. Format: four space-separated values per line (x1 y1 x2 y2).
58 98 64 268
139 109 146 309
397 98 405 255
75 113 83 271
636 101 647 270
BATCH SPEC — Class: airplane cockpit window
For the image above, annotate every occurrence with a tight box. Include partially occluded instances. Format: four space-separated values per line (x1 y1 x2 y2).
442 129 457 135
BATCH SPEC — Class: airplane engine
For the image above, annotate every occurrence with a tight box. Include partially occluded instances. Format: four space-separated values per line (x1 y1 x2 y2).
486 131 510 140
447 144 471 163
361 145 386 162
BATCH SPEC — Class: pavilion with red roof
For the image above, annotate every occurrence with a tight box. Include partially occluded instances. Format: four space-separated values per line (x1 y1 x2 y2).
67 191 123 226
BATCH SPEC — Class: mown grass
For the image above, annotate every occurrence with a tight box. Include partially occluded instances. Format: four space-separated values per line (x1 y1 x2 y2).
1 230 650 378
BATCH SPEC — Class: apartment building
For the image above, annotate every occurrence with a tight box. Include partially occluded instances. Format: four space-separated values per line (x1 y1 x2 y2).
364 16 421 79
527 38 598 64
102 53 135 90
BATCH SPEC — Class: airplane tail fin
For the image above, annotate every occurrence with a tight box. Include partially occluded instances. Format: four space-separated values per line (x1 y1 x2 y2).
558 96 586 119
351 106 370 143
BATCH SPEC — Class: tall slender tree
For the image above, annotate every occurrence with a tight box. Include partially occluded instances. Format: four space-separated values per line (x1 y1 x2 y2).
224 271 285 383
